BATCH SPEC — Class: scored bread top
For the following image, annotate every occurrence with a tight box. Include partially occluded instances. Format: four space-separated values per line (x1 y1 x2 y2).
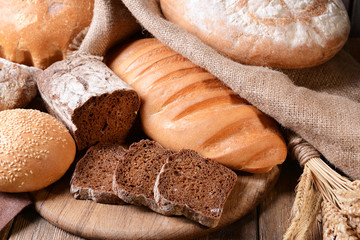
112 139 174 212
70 143 126 204
107 38 287 173
154 149 237 228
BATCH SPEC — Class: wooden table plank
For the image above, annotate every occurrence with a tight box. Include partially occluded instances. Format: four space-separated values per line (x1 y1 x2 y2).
7 208 81 240
2 207 259 240
258 159 322 240
195 209 258 240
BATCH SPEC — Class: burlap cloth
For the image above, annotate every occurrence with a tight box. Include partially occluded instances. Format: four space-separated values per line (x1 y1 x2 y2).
112 0 359 180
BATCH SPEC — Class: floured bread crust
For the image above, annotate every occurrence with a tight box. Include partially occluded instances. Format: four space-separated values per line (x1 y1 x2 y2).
37 55 140 150
0 58 41 110
160 0 350 69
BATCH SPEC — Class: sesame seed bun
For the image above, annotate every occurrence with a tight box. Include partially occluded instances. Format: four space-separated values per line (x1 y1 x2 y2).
0 109 76 192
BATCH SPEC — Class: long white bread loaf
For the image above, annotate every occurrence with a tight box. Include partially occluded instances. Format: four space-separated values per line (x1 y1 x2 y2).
107 38 287 173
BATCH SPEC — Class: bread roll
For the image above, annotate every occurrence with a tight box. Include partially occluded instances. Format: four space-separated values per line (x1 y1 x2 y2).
107 38 287 173
160 0 350 69
0 58 41 110
0 109 76 192
0 0 94 69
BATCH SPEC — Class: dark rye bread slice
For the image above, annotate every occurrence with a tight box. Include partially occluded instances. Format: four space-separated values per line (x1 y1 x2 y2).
112 139 174 213
37 54 140 150
70 143 126 204
154 149 237 228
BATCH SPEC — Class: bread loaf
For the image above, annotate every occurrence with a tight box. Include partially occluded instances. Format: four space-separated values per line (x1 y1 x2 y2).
160 0 350 69
107 38 287 173
154 149 237 228
38 54 140 150
0 58 41 110
70 143 126 205
0 109 76 192
0 0 94 69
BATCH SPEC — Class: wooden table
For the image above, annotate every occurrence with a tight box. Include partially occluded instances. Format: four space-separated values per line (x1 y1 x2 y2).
1 39 359 240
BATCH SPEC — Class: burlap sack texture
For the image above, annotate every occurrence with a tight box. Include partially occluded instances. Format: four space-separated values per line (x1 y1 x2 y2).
78 0 140 56
83 0 360 180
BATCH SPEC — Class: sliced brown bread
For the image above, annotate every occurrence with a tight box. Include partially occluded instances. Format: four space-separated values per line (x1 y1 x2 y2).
37 55 141 150
112 139 174 213
154 149 237 228
70 143 126 204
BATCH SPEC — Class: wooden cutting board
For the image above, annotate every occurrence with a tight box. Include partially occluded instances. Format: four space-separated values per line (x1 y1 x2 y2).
29 165 280 240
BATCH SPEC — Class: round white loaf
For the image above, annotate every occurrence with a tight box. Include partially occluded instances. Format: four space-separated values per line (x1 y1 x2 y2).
0 109 76 192
160 0 350 69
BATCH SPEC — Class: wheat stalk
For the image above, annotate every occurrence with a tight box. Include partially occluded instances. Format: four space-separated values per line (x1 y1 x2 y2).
307 157 355 208
284 132 360 239
283 167 322 240
322 200 359 239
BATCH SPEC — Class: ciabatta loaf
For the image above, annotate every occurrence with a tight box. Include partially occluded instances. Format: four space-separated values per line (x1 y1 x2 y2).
160 0 350 69
107 38 287 173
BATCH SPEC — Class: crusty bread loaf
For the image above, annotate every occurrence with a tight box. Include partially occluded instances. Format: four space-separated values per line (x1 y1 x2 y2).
70 143 126 205
0 58 41 110
38 54 140 150
0 0 94 69
154 149 237 228
0 109 76 192
107 38 287 173
160 0 350 69
112 139 174 213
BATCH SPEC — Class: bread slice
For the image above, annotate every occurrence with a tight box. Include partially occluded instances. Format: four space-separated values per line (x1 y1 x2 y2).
112 139 174 213
154 149 237 228
70 143 126 204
